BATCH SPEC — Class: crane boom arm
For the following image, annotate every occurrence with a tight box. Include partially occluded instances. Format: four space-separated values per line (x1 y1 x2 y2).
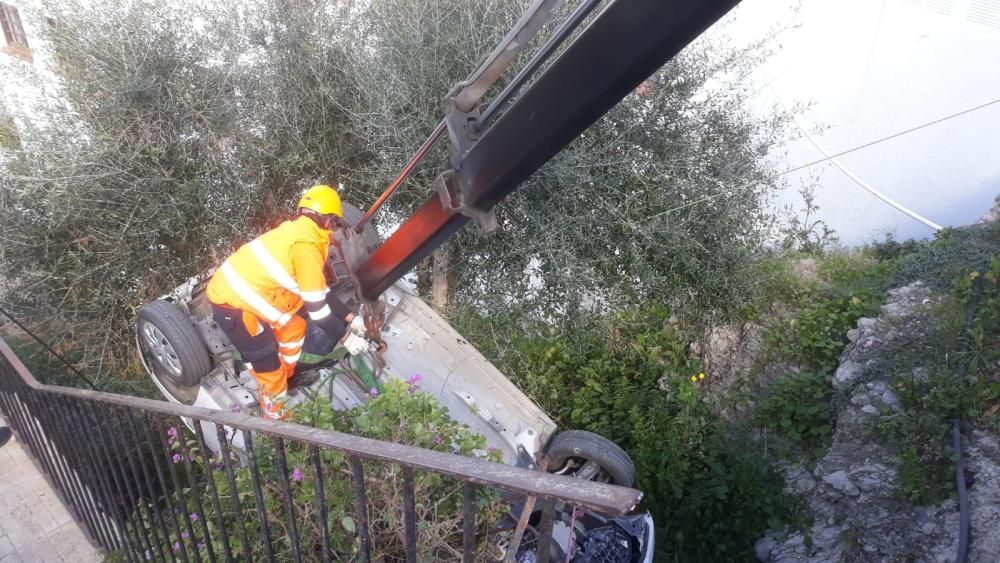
356 0 741 301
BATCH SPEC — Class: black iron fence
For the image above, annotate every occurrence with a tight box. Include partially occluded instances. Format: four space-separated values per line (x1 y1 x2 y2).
0 338 642 562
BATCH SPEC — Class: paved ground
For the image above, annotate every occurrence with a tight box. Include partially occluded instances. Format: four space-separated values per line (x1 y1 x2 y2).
0 430 103 562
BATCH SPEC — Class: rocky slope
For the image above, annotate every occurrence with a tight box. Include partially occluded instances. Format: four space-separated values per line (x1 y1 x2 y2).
755 282 1000 563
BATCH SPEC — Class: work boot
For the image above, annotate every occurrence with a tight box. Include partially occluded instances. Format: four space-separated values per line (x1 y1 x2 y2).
0 427 12 448
288 369 321 391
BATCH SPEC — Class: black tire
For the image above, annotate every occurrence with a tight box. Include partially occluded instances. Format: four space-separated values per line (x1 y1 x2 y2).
545 430 636 487
137 300 212 388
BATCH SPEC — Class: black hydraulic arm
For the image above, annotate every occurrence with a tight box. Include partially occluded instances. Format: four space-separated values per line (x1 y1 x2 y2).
356 0 742 301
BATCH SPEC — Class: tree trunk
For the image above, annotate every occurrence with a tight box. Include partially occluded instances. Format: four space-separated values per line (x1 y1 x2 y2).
431 244 450 313
416 256 432 297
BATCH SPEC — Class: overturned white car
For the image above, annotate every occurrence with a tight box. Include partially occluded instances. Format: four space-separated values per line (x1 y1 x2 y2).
137 204 653 562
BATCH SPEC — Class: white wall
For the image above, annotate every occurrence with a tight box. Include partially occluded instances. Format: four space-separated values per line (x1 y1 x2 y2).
727 0 1000 243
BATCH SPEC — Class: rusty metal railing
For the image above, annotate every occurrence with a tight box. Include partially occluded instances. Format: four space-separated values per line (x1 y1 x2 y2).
0 337 642 562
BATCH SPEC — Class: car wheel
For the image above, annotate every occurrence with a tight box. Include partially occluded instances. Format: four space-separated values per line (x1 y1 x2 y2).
545 430 636 487
137 300 211 388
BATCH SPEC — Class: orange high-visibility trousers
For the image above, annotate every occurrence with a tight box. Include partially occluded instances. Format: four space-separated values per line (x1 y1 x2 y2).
214 307 306 419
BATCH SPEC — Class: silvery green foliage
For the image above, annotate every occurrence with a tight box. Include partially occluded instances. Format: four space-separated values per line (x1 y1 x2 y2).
0 0 789 379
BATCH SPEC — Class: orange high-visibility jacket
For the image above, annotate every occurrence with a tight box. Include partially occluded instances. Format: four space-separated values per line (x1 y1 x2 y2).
207 216 333 327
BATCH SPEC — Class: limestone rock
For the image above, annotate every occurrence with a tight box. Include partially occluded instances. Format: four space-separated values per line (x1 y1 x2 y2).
757 281 1000 562
977 192 1000 224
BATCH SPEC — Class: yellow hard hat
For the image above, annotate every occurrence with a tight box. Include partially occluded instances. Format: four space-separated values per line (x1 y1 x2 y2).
297 184 343 217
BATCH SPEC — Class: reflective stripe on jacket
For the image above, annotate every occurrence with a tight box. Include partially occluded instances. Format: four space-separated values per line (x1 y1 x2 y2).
207 216 332 326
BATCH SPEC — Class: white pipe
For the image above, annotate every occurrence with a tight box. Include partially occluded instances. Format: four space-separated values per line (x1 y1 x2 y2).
763 72 942 232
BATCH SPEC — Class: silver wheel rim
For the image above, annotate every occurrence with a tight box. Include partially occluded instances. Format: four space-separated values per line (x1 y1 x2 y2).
141 322 183 378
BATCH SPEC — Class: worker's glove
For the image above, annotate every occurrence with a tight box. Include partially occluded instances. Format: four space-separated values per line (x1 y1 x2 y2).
341 332 368 356
348 314 367 337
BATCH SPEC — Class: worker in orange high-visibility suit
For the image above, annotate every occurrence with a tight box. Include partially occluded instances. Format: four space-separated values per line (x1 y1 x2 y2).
206 185 368 419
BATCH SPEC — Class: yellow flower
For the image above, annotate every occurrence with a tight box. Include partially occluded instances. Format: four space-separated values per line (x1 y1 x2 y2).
698 373 705 380
851 296 861 305
690 375 697 383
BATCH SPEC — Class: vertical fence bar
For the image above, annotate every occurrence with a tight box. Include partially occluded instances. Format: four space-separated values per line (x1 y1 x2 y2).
21 389 102 545
273 438 302 563
6 390 78 528
191 421 232 562
156 418 202 563
243 431 275 561
33 390 111 549
349 457 372 563
53 395 135 558
85 400 156 561
135 411 190 563
310 446 332 563
69 397 130 555
7 391 60 495
74 397 139 560
122 408 181 563
401 466 417 563
176 419 217 563
113 405 173 562
535 499 556 563
213 422 252 562
462 482 477 563
504 495 537 563
60 395 134 555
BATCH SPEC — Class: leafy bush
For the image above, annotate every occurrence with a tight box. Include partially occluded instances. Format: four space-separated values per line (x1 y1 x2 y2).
763 290 877 372
756 371 834 459
894 224 1000 290
456 305 797 561
866 233 922 262
149 380 506 561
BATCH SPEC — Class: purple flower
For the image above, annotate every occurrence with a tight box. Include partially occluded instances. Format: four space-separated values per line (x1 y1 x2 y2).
181 532 190 539
369 388 378 397
173 541 181 553
291 467 303 483
230 404 242 413
433 434 442 446
407 374 423 386
190 513 200 523
172 453 182 464
167 426 178 438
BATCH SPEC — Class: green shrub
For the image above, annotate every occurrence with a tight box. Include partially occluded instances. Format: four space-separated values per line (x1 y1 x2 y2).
866 234 921 262
756 371 834 459
894 224 1000 290
456 305 797 561
763 290 877 372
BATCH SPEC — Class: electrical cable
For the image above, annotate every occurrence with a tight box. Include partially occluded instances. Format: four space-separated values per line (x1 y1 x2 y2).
649 95 1000 221
788 96 1000 170
764 71 943 231
0 304 97 390
951 276 983 563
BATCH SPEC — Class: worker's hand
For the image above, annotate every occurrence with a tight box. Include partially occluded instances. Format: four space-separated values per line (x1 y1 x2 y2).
348 314 367 337
341 332 368 356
